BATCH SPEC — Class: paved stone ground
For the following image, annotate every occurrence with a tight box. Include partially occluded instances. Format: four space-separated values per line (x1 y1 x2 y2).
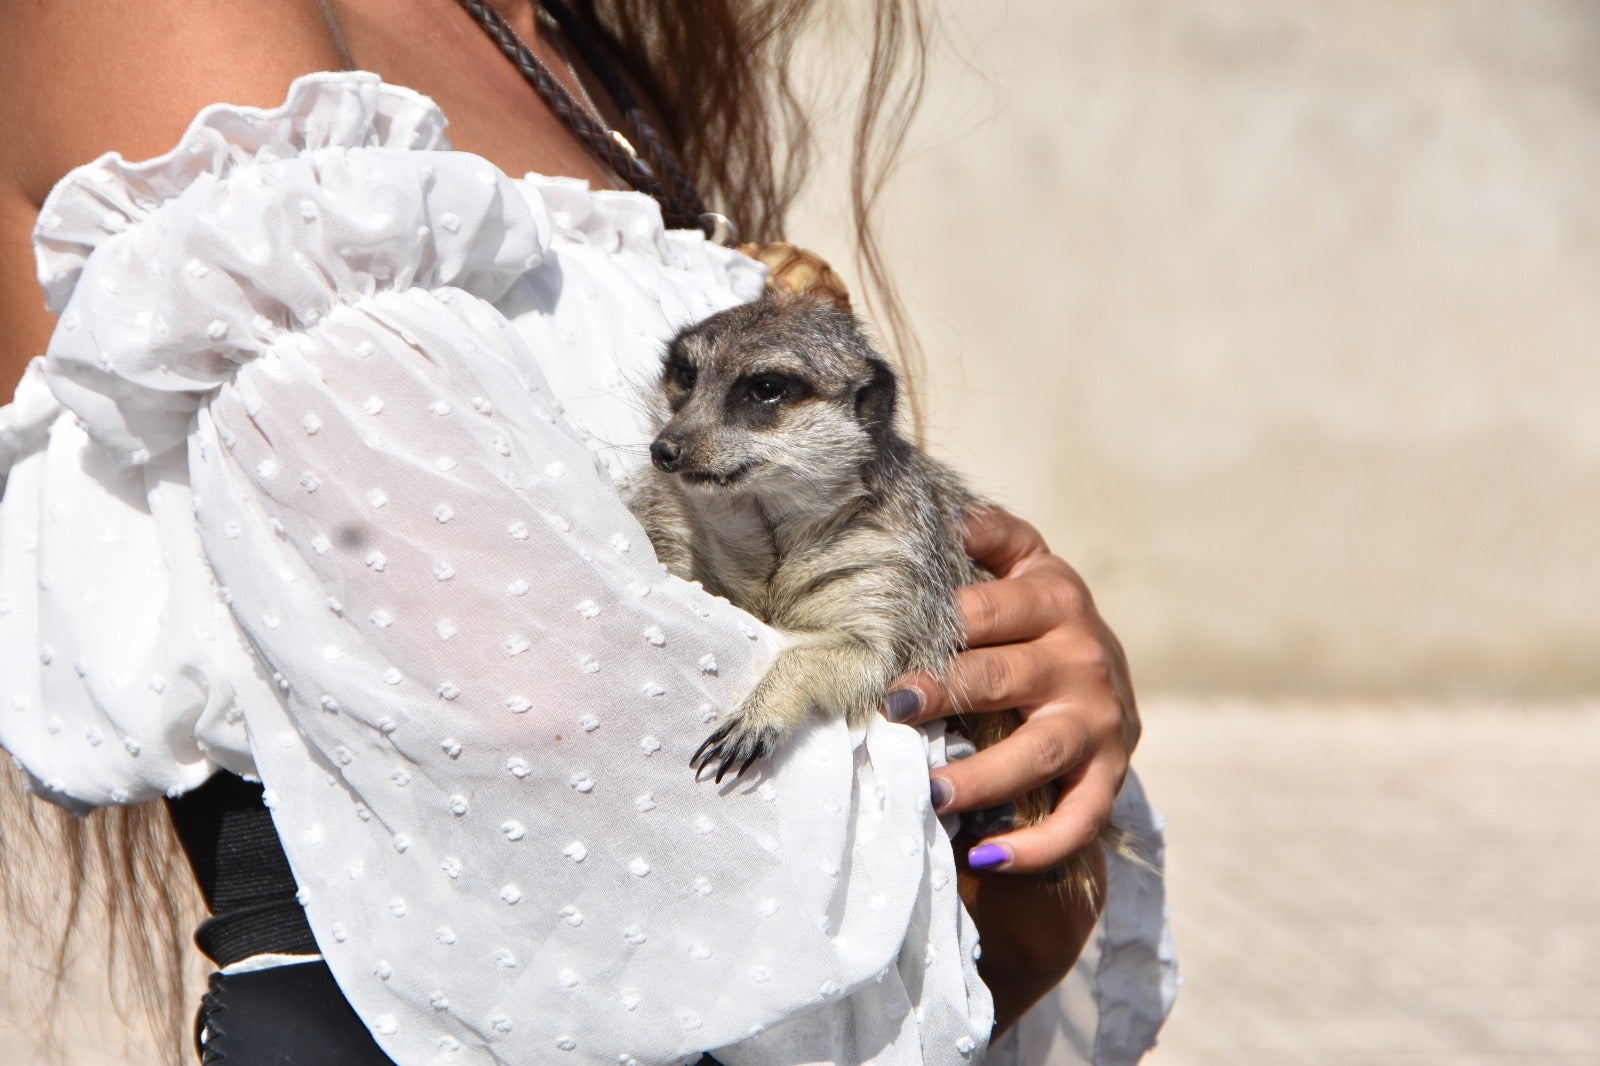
6 699 1596 1064
1135 698 1600 1066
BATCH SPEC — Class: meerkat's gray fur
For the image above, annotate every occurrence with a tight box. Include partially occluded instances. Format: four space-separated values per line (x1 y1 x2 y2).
631 293 979 766
630 292 1110 896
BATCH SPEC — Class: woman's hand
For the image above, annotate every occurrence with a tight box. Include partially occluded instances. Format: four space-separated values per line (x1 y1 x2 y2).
881 506 1140 874
881 506 1139 1030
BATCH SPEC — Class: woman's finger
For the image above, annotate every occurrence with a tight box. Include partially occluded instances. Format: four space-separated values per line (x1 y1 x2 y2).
945 643 1059 714
926 714 1090 814
955 576 1065 647
887 639 1062 723
962 506 1048 579
964 758 1122 875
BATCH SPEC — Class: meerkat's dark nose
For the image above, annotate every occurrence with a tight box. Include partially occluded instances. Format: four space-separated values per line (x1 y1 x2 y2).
651 436 685 472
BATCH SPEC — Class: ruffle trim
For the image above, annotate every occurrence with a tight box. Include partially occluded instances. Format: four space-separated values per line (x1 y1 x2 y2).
33 72 449 313
525 175 767 294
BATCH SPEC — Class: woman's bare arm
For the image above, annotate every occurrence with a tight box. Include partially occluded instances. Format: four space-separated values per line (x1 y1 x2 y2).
0 0 345 203
0 0 346 399
0 191 50 395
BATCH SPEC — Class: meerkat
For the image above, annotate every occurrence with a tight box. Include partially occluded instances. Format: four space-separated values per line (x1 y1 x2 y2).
629 292 1109 895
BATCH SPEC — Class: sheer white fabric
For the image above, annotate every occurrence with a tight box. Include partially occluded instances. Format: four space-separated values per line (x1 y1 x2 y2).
0 73 1174 1065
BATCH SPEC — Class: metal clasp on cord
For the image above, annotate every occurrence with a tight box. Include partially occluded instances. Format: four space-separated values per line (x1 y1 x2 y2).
699 212 739 246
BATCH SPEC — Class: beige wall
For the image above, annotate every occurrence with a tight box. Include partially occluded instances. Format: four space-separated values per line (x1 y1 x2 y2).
794 0 1600 696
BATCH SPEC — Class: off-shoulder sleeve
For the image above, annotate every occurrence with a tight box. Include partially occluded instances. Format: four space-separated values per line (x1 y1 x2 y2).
12 73 992 1065
2 75 463 808
0 337 265 811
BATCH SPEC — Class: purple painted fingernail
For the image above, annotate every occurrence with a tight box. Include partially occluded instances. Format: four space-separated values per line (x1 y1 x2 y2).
929 777 954 812
882 688 923 724
967 843 1010 870
883 685 921 717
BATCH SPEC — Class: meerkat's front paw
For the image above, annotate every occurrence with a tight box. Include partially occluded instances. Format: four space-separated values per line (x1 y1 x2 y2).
690 645 861 783
690 715 785 784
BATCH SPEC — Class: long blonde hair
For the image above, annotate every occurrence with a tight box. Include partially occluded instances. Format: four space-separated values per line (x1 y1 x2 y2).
2 3 931 1063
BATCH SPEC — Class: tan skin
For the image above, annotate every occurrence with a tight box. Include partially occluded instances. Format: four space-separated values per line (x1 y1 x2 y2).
0 0 1139 1035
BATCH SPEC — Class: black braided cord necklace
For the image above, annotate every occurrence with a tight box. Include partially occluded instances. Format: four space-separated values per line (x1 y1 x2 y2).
454 0 721 236
455 0 854 307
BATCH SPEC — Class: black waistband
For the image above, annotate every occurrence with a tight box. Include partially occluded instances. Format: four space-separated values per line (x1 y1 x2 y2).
198 960 394 1064
165 772 319 968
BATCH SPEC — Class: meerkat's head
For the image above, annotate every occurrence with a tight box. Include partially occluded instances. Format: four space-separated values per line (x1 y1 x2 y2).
648 293 902 508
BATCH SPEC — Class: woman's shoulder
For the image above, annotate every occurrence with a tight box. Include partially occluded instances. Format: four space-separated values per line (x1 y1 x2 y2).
0 0 345 392
0 0 345 208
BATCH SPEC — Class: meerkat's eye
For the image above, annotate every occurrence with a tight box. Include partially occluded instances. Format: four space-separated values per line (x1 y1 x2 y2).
744 374 789 405
670 363 697 390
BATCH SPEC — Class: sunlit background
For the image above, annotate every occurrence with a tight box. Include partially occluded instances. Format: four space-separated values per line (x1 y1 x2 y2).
794 2 1600 1062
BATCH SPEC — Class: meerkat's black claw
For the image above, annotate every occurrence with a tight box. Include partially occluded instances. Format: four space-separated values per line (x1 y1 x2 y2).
690 731 722 774
689 720 740 782
736 747 762 780
690 718 781 784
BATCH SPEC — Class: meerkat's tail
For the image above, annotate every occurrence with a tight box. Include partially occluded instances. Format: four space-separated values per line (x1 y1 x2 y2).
1054 823 1158 909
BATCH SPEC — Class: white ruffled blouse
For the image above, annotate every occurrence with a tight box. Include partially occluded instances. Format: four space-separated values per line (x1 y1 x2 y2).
0 73 1175 1065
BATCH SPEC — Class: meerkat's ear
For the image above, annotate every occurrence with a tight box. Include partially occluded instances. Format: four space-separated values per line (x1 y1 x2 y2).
855 358 899 441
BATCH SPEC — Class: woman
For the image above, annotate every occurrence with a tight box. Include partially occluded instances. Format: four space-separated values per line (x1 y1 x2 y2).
0 1 1171 1062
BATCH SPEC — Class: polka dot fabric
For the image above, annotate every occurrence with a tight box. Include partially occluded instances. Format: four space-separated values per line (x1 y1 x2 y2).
3 73 1176 1065
2 74 994 1064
